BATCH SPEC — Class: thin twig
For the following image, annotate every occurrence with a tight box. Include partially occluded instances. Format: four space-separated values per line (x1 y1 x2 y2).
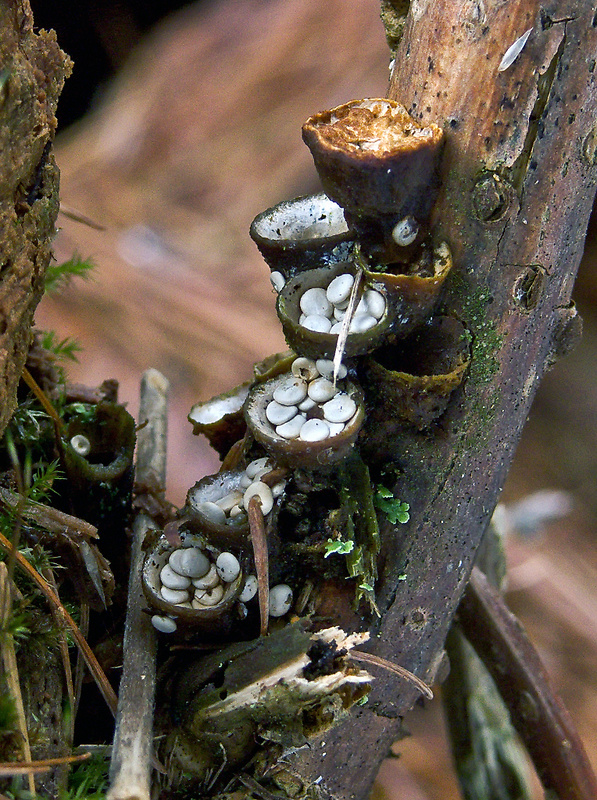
59 204 106 230
459 567 597 800
248 496 269 636
0 487 99 541
0 531 117 716
0 751 91 775
350 651 433 699
0 564 36 797
332 265 362 388
107 369 169 800
44 568 76 747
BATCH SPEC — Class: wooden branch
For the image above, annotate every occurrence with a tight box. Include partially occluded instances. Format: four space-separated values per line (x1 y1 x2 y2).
285 1 597 797
107 369 169 800
459 567 597 800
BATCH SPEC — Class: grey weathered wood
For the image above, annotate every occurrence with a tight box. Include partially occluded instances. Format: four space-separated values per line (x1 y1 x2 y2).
108 369 169 800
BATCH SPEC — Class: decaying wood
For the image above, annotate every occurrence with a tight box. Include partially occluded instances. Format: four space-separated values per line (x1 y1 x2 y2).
283 2 597 798
0 1 71 436
108 368 169 800
460 567 597 800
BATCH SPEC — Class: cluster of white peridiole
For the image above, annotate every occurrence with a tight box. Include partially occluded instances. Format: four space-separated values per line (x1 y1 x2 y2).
150 547 242 633
265 357 357 442
151 542 293 633
297 272 386 334
188 457 285 526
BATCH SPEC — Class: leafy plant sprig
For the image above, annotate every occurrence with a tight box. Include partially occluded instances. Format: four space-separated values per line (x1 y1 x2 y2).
323 538 355 558
374 486 410 524
44 254 94 294
41 330 83 363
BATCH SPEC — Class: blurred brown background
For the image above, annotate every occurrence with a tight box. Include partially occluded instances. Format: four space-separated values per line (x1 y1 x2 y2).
32 1 597 797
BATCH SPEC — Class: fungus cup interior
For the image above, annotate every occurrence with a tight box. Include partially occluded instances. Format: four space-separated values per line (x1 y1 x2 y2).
185 470 252 548
142 535 243 625
250 193 352 276
188 384 250 457
243 374 365 469
362 315 471 430
63 401 136 478
276 261 392 360
363 241 452 337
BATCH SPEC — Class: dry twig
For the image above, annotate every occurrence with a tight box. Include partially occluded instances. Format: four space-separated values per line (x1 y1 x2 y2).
107 369 169 800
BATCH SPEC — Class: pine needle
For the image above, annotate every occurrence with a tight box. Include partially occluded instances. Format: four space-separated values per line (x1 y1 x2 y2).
350 650 433 699
0 531 118 716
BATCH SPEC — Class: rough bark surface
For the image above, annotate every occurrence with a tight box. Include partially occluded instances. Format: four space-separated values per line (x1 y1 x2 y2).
0 0 71 436
285 2 597 798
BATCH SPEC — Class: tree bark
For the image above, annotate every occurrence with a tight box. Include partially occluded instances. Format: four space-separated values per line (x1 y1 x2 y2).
285 1 597 798
0 0 71 436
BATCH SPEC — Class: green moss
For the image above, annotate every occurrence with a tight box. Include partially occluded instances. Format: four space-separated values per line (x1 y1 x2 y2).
446 271 504 387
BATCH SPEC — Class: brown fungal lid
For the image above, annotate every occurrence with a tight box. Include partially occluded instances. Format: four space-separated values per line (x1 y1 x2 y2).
249 192 353 279
302 98 444 221
243 359 365 469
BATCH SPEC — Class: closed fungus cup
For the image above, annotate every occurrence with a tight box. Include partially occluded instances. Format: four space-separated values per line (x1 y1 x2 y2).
142 534 244 632
363 241 452 338
243 365 365 469
188 382 250 458
361 315 471 430
276 261 392 361
302 99 444 222
249 192 353 284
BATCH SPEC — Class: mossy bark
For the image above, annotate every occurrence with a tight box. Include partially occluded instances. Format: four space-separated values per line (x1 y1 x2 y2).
0 0 71 436
282 2 597 798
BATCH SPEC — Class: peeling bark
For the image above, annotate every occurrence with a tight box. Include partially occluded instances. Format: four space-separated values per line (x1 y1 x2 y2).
284 2 597 798
0 1 71 436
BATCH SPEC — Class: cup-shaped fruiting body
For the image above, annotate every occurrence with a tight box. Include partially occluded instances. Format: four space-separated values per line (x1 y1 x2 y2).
62 401 136 489
184 470 251 548
142 534 244 633
360 315 471 430
252 350 296 384
276 261 392 361
302 99 444 222
188 382 250 458
250 193 353 285
184 458 286 546
243 359 365 468
363 241 452 338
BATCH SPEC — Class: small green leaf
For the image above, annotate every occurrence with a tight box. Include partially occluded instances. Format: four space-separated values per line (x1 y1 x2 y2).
359 582 374 592
324 538 354 558
374 487 410 524
398 574 408 581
